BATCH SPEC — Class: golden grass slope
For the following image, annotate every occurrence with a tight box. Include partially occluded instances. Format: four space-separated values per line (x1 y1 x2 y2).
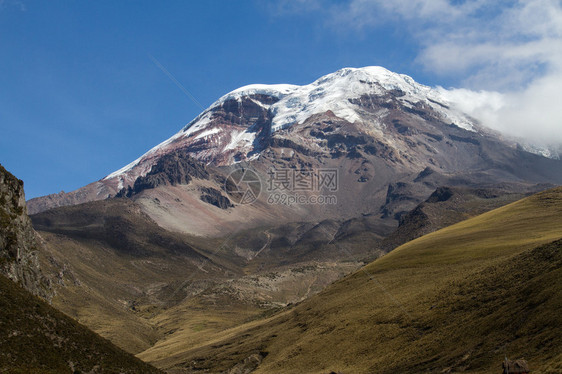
139 187 562 373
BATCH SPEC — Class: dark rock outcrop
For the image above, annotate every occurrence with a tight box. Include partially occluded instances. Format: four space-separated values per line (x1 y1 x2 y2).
200 187 234 209
380 182 420 219
426 186 454 203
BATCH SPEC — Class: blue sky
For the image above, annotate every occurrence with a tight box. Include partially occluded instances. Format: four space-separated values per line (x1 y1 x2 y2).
1 0 561 199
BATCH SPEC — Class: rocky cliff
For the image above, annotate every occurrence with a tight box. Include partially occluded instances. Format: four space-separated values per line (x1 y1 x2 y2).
0 164 50 299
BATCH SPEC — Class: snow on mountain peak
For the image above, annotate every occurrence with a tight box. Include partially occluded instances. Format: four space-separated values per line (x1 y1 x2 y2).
105 66 479 181
176 66 474 135
267 66 475 132
221 83 300 101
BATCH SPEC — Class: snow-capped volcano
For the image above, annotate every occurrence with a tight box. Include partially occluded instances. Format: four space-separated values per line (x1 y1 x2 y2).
27 66 562 216
105 66 479 184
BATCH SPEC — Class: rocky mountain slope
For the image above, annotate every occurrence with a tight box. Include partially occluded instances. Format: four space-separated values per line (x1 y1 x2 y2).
27 67 562 238
144 187 562 373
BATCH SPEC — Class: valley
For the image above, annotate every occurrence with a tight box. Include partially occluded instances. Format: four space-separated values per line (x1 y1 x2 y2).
141 187 562 373
2 66 561 373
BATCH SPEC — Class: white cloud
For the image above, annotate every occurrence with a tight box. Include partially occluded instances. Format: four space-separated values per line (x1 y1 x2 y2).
411 0 562 145
270 0 562 147
446 70 562 145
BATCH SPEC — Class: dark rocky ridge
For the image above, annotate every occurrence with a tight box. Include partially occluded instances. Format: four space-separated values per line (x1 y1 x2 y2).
0 164 50 299
117 151 209 198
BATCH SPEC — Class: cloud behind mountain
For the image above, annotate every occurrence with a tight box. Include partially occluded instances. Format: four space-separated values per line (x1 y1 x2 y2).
278 0 562 146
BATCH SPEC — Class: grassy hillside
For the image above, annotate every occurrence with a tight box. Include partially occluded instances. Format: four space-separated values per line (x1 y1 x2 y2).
32 198 361 356
377 186 530 253
140 187 562 373
0 272 162 373
32 198 243 354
